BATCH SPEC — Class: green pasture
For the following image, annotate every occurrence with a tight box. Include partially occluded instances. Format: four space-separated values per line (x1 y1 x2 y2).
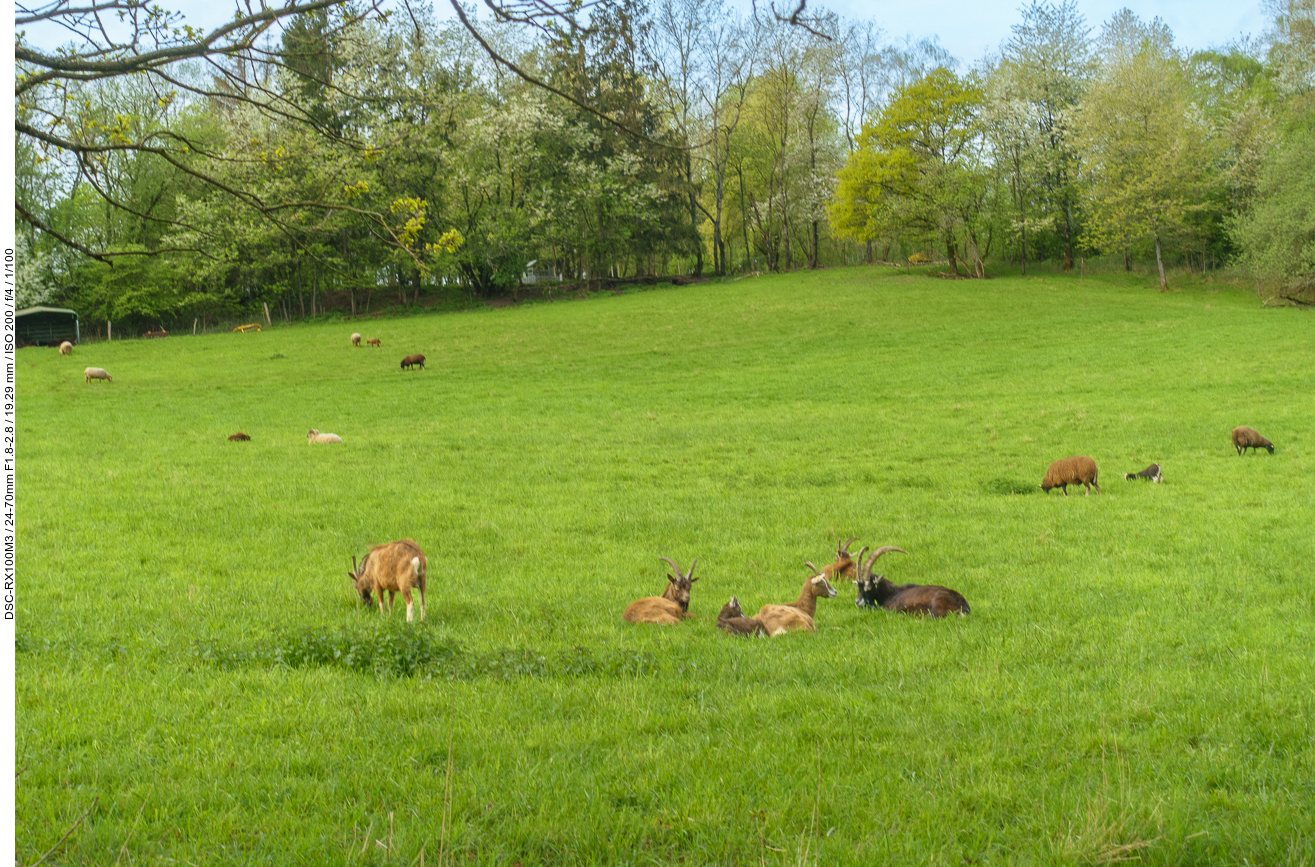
15 267 1315 865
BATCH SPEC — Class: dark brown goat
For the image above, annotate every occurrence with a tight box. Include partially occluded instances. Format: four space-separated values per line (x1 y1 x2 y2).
227 432 251 441
716 596 768 637
401 354 426 371
853 546 971 617
623 557 699 625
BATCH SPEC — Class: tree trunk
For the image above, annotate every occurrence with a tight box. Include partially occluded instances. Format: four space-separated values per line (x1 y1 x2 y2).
1123 247 1130 272
1155 234 1168 291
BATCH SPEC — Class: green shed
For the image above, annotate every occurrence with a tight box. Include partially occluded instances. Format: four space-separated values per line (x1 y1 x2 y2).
16 306 81 347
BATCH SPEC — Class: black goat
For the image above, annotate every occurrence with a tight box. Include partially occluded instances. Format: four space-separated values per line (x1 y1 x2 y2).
854 546 971 617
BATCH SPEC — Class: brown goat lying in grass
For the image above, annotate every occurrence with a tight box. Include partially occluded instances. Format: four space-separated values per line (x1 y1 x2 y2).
623 557 698 625
755 572 838 635
814 537 860 582
717 596 768 637
349 539 428 621
853 546 970 617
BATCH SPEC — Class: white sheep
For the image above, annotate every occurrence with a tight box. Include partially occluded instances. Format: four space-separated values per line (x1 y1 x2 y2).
58 341 73 355
351 333 362 347
307 428 343 444
84 367 112 384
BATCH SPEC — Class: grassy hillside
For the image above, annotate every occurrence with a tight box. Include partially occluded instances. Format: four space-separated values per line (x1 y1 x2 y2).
16 267 1315 865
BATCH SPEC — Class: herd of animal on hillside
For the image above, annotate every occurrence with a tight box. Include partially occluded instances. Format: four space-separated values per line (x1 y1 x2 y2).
56 333 1279 631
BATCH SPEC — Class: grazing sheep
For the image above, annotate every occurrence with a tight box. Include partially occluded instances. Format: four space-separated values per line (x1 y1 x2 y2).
228 432 251 442
84 367 112 384
1040 455 1100 495
306 428 343 444
854 546 970 617
1124 463 1163 482
348 539 427 621
366 338 381 348
400 354 426 371
351 333 362 347
623 557 699 625
755 573 838 636
58 341 73 355
716 596 768 637
1231 426 1274 455
816 537 861 583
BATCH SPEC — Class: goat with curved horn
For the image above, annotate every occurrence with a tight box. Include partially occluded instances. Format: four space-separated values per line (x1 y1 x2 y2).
624 556 700 625
853 545 969 617
814 537 863 583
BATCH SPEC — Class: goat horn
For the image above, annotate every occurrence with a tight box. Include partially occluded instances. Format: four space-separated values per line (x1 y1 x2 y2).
855 546 871 578
870 546 906 559
658 556 682 577
839 536 858 555
804 560 820 574
686 558 698 580
352 555 358 576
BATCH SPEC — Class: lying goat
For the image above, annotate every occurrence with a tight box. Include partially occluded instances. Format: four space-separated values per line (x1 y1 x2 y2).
623 557 698 625
853 546 970 617
816 537 861 582
717 596 768 637
755 571 838 635
349 539 428 621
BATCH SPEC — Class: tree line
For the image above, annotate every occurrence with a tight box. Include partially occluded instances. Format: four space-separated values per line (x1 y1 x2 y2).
14 0 1315 333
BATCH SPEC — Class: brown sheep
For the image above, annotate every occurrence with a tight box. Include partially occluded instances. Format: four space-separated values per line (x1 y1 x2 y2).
58 341 73 355
348 539 428 621
1041 455 1100 495
227 432 251 442
716 596 768 637
853 546 971 617
366 338 381 348
623 557 698 626
755 574 838 636
1231 426 1274 455
401 354 426 371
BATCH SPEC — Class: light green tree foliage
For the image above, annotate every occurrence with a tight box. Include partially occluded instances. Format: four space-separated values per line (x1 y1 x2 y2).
830 67 989 276
983 0 1092 272
1230 127 1315 302
1071 11 1216 289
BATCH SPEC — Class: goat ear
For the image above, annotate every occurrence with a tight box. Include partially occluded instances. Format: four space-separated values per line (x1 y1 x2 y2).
667 573 678 583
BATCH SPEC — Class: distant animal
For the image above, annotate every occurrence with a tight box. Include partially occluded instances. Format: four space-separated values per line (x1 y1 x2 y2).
348 539 427 621
306 428 343 444
84 367 112 384
755 573 838 636
716 596 768 637
1124 463 1162 482
401 354 426 371
1231 426 1274 455
816 537 861 583
623 557 699 625
854 546 970 617
1041 455 1100 495
228 432 251 442
366 338 381 348
58 341 72 355
351 333 362 347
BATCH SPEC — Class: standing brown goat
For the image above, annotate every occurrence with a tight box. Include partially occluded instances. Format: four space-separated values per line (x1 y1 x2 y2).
348 539 428 621
623 557 699 625
853 546 970 617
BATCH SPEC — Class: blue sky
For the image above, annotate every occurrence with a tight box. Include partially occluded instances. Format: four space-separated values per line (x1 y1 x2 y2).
17 0 1269 63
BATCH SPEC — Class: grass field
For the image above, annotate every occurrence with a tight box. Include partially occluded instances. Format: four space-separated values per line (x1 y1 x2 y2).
15 267 1315 865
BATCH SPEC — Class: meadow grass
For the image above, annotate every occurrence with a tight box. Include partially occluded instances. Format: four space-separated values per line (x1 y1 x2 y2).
15 266 1315 866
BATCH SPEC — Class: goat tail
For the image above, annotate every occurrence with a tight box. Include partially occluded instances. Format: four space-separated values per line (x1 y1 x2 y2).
412 555 426 592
